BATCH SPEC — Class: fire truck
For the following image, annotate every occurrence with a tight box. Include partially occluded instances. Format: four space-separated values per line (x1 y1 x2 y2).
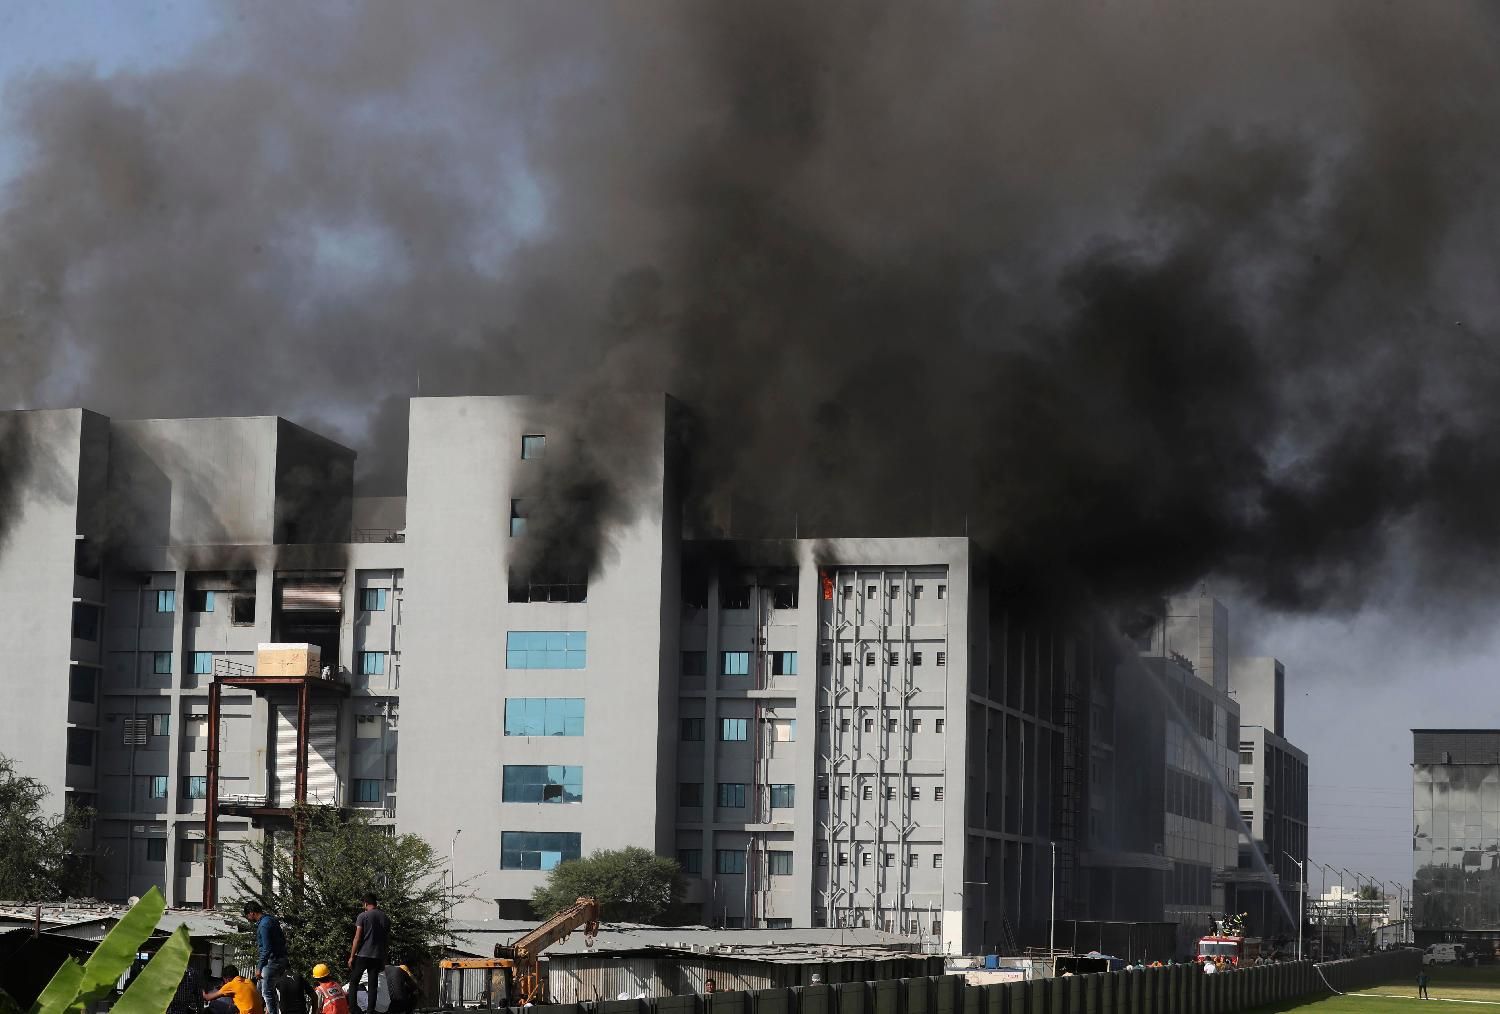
1196 914 1262 968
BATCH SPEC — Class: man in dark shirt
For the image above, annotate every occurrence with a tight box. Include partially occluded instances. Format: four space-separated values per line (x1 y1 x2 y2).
347 893 391 1014
244 903 290 1014
272 968 318 1014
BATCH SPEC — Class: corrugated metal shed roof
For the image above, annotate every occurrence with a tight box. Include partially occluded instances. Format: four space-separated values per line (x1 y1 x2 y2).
446 922 923 961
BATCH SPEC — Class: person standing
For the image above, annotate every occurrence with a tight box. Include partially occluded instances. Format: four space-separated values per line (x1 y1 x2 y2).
1418 969 1431 1000
347 893 391 1014
382 965 418 1014
245 903 290 1014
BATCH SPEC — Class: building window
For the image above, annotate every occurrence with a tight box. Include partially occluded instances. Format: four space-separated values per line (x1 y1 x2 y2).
720 718 748 741
716 783 746 808
509 499 529 537
153 652 173 675
911 785 921 800
189 590 215 612
883 852 895 868
354 779 383 803
65 728 94 766
521 434 546 459
912 718 922 733
838 784 849 799
865 652 876 666
716 850 747 875
885 785 896 800
936 651 947 667
841 652 853 666
886 718 898 732
862 784 873 800
720 585 752 609
193 652 214 675
934 786 945 801
888 652 900 665
183 776 207 799
181 840 207 866
356 714 383 739
912 651 923 665
232 594 256 625
907 852 918 867
151 715 170 737
820 651 831 666
769 718 796 742
863 717 874 733
361 588 388 611
1240 749 1254 765
509 568 588 604
817 852 829 866
146 838 167 862
681 717 704 741
866 586 877 600
72 603 99 641
935 718 945 734
937 584 946 599
360 651 386 675
839 717 851 732
1240 782 1254 800
766 918 793 929
1240 810 1255 825
156 590 176 613
721 651 750 676
504 698 585 736
680 783 703 807
771 651 797 676
678 849 702 874
770 784 795 808
68 669 96 704
933 854 943 868
501 831 581 870
506 631 587 669
818 782 829 800
837 851 849 866
503 765 583 803
149 775 168 799
682 651 707 677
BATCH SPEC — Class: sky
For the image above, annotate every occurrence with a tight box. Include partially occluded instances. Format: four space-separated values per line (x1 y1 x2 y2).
0 0 1477 901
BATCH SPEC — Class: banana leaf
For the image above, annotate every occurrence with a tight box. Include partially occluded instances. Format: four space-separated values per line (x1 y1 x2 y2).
74 887 168 1006
26 959 83 1014
113 927 191 1014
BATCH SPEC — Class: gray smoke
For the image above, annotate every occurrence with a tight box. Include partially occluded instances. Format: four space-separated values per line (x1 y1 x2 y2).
4 2 1500 613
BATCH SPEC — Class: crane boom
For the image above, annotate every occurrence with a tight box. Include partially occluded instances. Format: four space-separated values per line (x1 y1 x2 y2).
506 895 602 960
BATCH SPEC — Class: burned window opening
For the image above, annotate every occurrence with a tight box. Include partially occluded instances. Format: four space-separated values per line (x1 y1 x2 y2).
720 585 752 609
508 568 588 604
231 594 257 625
771 584 798 609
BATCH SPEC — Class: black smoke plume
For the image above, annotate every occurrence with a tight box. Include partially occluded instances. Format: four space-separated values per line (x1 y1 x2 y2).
4 3 1500 613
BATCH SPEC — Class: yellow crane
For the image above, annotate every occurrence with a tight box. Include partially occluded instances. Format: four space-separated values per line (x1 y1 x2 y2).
439 897 601 1007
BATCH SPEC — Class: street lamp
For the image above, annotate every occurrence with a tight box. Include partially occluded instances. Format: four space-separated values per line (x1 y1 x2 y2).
1282 852 1305 961
1049 842 1057 963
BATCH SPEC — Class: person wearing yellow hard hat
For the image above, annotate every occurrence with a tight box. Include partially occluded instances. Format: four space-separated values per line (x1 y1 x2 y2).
311 965 349 1014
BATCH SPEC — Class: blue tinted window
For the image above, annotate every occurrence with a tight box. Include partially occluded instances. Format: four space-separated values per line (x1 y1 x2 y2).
193 652 214 675
721 652 750 676
504 698 585 736
503 765 583 803
506 631 587 669
156 590 176 613
770 784 795 808
153 652 173 675
720 718 748 741
149 776 168 799
361 588 388 611
521 435 546 459
716 849 746 874
501 831 581 870
772 651 797 675
678 849 702 874
183 776 207 799
354 779 383 803
360 651 386 675
716 783 746 807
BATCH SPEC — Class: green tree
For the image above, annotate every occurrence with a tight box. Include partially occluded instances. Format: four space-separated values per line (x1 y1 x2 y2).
225 806 455 979
0 753 91 900
531 847 681 924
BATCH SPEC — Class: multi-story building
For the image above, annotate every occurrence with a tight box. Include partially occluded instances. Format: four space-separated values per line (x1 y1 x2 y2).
1 395 1133 954
1093 593 1241 954
1226 657 1309 943
0 409 403 907
1412 729 1500 947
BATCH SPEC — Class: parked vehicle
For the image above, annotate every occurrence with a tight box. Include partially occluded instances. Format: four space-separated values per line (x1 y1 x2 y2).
1423 943 1467 966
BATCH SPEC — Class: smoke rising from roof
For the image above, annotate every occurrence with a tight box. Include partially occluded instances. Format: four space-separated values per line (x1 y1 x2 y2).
4 2 1500 613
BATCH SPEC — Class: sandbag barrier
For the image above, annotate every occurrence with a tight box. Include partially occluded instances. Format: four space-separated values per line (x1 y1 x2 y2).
489 950 1420 1014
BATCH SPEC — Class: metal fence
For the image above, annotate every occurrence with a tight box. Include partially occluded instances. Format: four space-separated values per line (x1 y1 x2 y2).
476 950 1419 1014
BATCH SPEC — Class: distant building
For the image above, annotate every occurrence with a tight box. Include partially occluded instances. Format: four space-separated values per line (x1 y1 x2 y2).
1412 729 1500 946
1225 658 1309 945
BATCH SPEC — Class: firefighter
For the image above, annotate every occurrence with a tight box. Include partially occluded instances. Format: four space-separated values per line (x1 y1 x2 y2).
311 965 350 1014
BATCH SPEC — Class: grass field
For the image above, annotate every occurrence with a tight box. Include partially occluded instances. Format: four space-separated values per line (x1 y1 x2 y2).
1244 965 1500 1012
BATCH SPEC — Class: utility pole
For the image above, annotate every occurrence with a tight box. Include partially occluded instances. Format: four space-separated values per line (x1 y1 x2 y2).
1282 852 1305 961
1049 841 1057 968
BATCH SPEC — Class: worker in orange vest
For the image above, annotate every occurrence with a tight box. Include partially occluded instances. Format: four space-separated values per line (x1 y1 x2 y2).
310 965 349 1014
